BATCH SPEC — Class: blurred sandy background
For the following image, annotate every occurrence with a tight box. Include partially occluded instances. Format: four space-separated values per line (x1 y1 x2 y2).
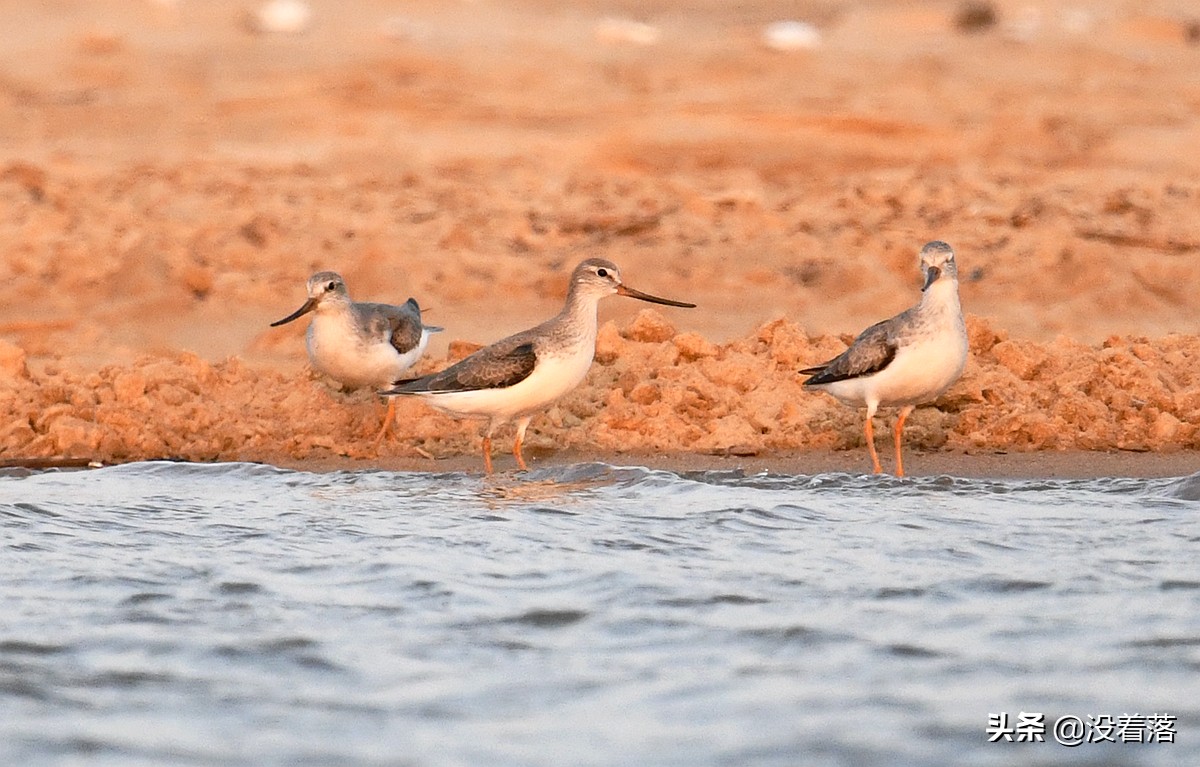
0 0 1197 472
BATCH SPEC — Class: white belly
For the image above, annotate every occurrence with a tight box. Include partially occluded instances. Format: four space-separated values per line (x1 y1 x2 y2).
821 331 967 410
417 344 594 423
306 315 427 389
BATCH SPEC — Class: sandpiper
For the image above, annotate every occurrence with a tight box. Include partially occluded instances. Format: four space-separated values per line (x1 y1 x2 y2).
271 271 442 448
381 258 695 473
800 241 967 477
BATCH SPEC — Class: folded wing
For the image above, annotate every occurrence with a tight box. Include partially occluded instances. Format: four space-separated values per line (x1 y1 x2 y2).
388 339 538 394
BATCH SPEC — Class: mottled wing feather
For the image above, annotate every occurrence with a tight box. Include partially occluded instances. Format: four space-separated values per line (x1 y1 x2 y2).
392 339 538 393
802 319 897 386
357 299 426 355
388 298 427 354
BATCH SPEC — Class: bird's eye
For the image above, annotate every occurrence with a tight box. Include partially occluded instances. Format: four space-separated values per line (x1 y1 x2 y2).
596 268 608 278
327 282 337 291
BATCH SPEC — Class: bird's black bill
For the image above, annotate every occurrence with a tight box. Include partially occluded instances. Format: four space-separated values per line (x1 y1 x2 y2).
269 297 319 327
617 284 696 308
921 266 941 292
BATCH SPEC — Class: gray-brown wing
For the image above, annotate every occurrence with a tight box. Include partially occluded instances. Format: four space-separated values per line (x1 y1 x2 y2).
389 337 538 394
801 318 897 386
357 299 431 355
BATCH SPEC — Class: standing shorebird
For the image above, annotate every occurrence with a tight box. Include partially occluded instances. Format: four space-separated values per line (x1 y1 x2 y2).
381 258 695 473
800 240 967 477
270 271 442 448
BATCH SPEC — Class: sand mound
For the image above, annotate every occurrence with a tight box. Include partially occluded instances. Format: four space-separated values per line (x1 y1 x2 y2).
2 312 1196 466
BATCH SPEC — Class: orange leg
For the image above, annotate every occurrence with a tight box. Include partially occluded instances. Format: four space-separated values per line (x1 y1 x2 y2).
512 435 528 471
371 398 396 450
894 406 914 478
864 416 883 474
481 436 495 475
512 416 531 472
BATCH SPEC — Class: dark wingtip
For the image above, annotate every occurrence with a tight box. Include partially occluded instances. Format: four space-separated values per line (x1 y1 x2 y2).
798 372 825 387
377 375 415 396
798 362 839 387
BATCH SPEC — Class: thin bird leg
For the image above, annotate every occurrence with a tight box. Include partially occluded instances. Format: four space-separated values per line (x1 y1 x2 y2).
511 441 528 471
893 406 914 478
372 398 397 449
481 435 495 475
512 417 532 472
864 416 883 475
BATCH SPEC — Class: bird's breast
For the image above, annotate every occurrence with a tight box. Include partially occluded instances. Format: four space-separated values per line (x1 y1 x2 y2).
306 313 411 389
874 326 968 406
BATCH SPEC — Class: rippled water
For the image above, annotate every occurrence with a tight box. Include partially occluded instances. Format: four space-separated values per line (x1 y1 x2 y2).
1 461 1198 766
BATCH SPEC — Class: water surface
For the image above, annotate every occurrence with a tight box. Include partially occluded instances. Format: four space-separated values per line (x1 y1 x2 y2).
2 462 1198 766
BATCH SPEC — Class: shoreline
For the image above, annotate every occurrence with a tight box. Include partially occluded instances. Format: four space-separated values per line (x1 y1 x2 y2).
211 451 1200 480
7 448 1194 481
222 448 1200 480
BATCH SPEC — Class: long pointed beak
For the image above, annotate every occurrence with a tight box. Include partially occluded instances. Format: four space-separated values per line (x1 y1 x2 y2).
921 266 941 292
270 297 319 327
616 283 696 308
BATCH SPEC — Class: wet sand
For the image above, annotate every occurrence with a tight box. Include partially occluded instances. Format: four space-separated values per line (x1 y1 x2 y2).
274 449 1198 481
0 0 1198 477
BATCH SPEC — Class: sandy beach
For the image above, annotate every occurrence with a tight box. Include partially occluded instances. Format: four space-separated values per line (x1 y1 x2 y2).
1 0 1197 476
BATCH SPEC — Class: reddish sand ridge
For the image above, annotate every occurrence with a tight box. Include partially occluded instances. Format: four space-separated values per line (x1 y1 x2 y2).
1 312 1197 466
0 0 1197 467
